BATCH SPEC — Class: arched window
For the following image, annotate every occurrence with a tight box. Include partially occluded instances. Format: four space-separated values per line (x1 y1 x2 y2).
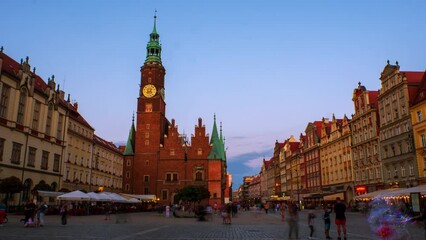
195 171 203 181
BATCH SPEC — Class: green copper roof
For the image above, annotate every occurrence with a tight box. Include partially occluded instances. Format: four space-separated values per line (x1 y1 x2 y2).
208 115 226 160
145 13 162 63
123 116 136 156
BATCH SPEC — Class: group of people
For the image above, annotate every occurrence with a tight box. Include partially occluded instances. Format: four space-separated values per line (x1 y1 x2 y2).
286 197 347 240
23 200 48 227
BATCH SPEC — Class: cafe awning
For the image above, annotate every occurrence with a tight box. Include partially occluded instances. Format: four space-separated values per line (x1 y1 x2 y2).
323 192 344 201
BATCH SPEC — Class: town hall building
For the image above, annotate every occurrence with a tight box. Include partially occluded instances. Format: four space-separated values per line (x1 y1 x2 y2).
121 15 231 205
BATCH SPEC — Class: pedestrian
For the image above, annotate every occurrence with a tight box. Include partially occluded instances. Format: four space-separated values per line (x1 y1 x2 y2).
38 202 48 226
24 200 36 227
60 204 68 225
226 203 232 224
0 201 6 226
287 201 299 239
279 202 286 222
308 211 316 239
334 197 347 240
104 203 111 220
264 202 269 214
165 204 170 217
323 206 332 239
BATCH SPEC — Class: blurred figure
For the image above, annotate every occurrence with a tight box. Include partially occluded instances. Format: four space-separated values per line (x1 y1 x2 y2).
287 201 299 239
279 202 286 222
0 201 6 225
334 197 347 240
308 211 316 239
323 206 332 239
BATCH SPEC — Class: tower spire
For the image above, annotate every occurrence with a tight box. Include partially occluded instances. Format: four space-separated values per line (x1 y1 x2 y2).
145 10 162 63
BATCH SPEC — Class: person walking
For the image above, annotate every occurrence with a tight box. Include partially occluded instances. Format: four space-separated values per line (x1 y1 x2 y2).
279 202 286 222
0 202 6 226
60 204 68 226
308 211 316 239
38 202 47 226
334 197 347 240
287 201 299 239
323 206 332 239
264 202 269 214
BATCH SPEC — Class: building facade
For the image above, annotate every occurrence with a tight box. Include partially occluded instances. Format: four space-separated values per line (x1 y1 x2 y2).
351 82 383 195
378 61 422 188
320 115 353 203
409 71 426 185
123 16 230 205
0 51 68 204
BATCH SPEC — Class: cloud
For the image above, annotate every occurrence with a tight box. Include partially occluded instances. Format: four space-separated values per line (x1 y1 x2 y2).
244 157 264 169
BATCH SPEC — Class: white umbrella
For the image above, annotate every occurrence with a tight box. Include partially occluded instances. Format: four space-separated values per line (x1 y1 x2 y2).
57 190 91 201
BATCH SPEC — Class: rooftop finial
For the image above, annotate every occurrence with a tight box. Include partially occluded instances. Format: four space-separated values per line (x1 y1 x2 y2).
358 81 361 87
33 67 36 74
132 112 135 124
387 59 390 65
0 46 3 53
25 56 29 63
396 60 399 66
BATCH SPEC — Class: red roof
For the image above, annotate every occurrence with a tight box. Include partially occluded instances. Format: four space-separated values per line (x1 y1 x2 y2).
402 71 425 105
368 91 379 107
94 134 122 155
411 71 426 106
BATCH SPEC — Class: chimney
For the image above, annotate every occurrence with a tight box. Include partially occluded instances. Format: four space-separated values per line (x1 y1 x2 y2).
73 102 78 110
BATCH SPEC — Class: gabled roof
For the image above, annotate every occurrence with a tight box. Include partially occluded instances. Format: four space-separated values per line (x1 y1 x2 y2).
411 71 426 106
402 71 425 105
94 134 122 155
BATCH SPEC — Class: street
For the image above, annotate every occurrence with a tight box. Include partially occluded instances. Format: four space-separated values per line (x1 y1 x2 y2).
0 209 424 239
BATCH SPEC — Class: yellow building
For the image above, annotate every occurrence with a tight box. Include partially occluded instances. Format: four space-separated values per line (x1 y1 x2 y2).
0 50 69 204
378 62 423 188
409 71 426 185
62 105 95 192
351 82 383 195
320 115 353 203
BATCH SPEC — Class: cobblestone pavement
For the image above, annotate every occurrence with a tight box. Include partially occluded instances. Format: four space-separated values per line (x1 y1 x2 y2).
1 209 424 239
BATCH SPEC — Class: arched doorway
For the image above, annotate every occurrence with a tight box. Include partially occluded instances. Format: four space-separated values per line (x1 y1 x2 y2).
22 178 33 202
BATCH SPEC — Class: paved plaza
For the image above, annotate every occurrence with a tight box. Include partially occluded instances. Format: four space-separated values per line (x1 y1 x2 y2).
1 209 425 239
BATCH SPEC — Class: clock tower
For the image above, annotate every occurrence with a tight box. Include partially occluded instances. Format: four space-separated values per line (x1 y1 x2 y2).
133 13 167 194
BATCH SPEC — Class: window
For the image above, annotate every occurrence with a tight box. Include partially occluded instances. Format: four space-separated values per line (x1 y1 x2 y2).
166 173 178 182
170 149 175 156
41 151 49 170
127 159 131 166
401 166 406 177
17 89 26 124
126 171 130 178
11 142 22 164
376 167 381 179
145 132 149 138
53 154 60 172
0 84 10 118
162 190 168 200
195 171 203 181
394 166 398 178
27 147 36 167
145 140 149 146
125 184 130 191
421 134 426 147
417 111 423 122
146 124 150 130
144 175 149 182
45 104 53 135
56 113 64 139
145 103 152 112
197 148 202 155
409 164 414 176
0 138 4 161
32 101 41 130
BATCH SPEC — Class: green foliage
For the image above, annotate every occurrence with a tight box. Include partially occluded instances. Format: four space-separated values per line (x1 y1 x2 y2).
0 176 24 194
32 180 52 192
175 185 210 203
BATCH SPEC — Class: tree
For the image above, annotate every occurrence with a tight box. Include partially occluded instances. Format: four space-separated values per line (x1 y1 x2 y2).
175 185 210 204
0 176 24 202
0 176 24 194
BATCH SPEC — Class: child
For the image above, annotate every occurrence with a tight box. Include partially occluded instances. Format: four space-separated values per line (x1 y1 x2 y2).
308 211 316 239
323 206 332 239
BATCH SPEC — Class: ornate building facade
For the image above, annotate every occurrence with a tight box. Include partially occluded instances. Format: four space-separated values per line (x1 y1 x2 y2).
122 16 230 205
378 61 422 188
351 82 383 195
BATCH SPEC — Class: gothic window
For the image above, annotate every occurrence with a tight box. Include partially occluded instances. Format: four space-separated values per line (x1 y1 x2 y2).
17 89 26 124
127 159 131 166
56 113 64 139
32 101 41 130
195 171 203 181
145 103 152 112
0 84 10 118
126 171 130 178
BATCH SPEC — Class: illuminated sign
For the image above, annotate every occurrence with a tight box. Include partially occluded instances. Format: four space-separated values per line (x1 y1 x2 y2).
356 186 366 192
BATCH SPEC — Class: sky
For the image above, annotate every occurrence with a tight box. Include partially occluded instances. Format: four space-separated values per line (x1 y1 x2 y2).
2 0 426 190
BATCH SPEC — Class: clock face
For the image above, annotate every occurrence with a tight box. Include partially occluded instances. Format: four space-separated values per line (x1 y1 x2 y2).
143 84 157 98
